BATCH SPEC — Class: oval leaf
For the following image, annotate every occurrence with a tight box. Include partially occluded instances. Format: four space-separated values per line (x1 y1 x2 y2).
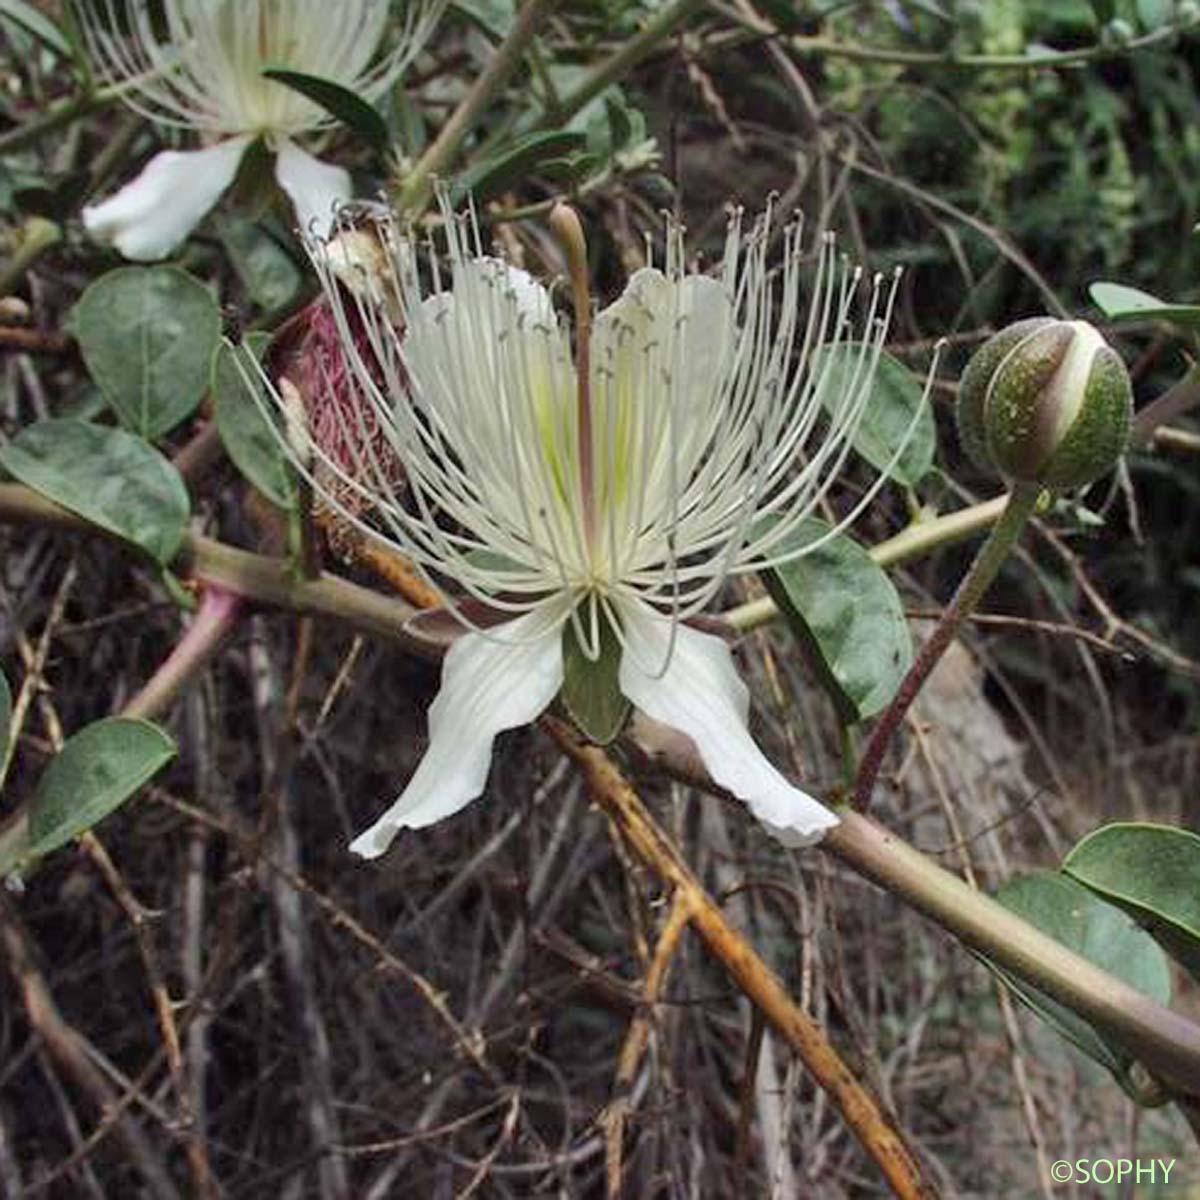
263 68 389 151
0 669 10 771
989 872 1172 1102
561 614 630 745
814 344 935 487
1064 822 1200 983
762 517 912 722
0 419 190 563
0 0 72 57
1088 281 1200 328
452 131 588 204
216 215 303 312
68 266 221 439
212 336 297 510
27 718 176 859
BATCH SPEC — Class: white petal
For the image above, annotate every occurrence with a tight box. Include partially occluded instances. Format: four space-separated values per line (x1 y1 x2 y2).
349 603 568 858
82 136 252 261
274 138 351 238
590 269 734 513
617 602 838 847
454 257 554 323
593 269 731 408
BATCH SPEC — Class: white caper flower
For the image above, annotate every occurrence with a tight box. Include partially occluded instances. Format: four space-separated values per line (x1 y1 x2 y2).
76 0 443 260
258 201 914 858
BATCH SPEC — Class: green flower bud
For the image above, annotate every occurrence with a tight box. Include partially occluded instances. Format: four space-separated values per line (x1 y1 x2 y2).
956 318 1133 489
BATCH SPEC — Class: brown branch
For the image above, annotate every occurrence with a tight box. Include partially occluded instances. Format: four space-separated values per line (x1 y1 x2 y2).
0 326 73 354
81 834 219 1200
543 717 936 1200
0 897 184 1200
601 892 693 1198
148 788 495 1082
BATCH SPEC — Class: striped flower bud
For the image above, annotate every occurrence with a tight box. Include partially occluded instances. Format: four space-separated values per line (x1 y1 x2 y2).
957 318 1133 489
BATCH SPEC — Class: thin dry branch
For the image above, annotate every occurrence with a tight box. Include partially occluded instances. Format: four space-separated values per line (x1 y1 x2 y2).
543 716 937 1200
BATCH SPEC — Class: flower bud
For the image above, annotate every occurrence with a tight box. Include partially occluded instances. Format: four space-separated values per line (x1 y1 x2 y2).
956 318 1133 489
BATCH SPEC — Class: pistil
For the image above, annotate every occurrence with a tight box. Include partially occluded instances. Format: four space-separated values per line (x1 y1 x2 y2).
549 202 597 557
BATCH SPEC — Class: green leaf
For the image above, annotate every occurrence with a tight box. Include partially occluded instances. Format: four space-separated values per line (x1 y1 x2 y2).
989 872 1172 1102
451 0 515 40
390 88 427 157
0 419 190 564
26 718 176 859
561 611 630 746
0 669 10 770
814 344 935 487
216 216 303 312
68 266 221 439
762 517 912 722
0 0 71 57
1064 823 1200 983
752 0 806 31
1135 0 1174 30
451 131 588 204
263 67 389 152
1088 281 1200 328
212 335 297 510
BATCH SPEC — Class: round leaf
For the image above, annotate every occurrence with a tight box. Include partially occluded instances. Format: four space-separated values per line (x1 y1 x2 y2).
989 872 1172 1101
212 336 297 510
27 718 176 859
814 344 935 487
762 517 912 722
1064 822 1200 983
69 266 221 438
0 419 190 563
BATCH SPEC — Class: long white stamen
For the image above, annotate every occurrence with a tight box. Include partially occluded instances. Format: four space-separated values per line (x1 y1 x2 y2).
75 0 442 136
246 198 922 653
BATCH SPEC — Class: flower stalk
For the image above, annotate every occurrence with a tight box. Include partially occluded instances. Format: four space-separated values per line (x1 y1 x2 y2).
851 480 1042 810
855 316 1134 811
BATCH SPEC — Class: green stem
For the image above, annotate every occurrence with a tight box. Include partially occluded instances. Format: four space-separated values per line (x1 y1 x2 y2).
395 0 560 215
784 16 1200 71
0 482 422 645
724 493 1009 634
0 218 62 297
1131 364 1200 446
852 481 1041 811
825 811 1200 1099
0 86 117 158
1152 425 1200 455
539 0 707 127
